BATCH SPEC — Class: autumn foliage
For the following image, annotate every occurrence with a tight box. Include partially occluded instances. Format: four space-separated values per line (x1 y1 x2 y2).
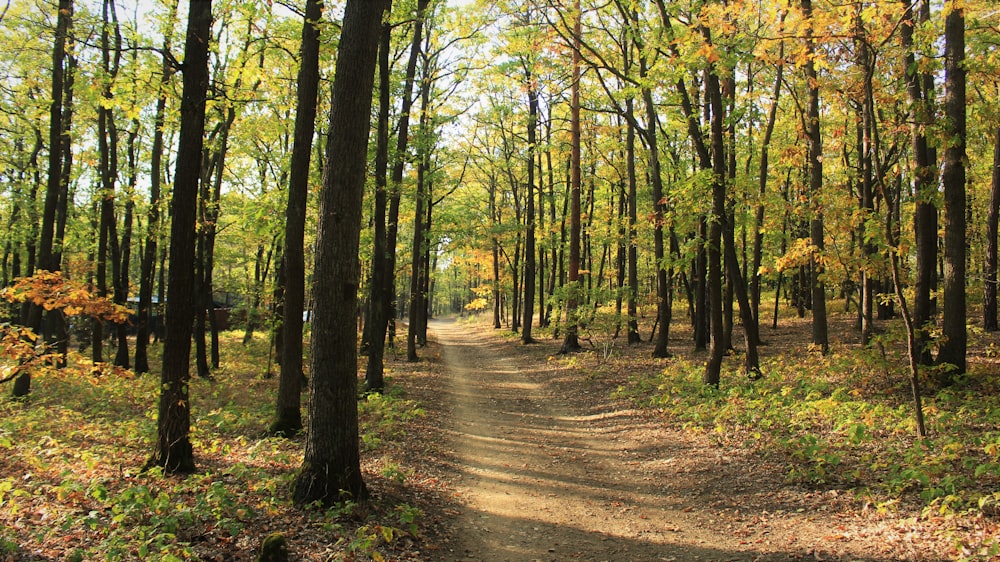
0 271 131 384
1 271 130 324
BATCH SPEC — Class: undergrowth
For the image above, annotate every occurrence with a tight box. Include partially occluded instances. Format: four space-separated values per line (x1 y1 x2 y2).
613 342 1000 517
0 330 425 561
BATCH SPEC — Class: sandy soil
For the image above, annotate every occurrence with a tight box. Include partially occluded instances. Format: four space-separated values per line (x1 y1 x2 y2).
408 318 955 562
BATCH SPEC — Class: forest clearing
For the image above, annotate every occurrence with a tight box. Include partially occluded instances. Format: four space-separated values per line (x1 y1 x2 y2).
1 311 999 560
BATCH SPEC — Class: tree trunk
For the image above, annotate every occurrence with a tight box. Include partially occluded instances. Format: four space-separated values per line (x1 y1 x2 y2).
366 0 428 379
560 0 582 354
752 35 783 325
292 0 388 506
856 8 876 346
803 0 828 353
985 126 1000 331
491 177 502 329
406 121 429 361
521 75 538 344
625 99 640 344
114 196 133 368
937 1 967 378
18 0 73 397
272 0 322 434
904 0 938 362
364 23 391 393
704 57 726 387
135 0 178 374
148 0 212 474
631 8 670 356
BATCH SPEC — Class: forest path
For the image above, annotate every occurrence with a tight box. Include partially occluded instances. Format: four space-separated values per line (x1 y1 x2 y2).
424 318 893 562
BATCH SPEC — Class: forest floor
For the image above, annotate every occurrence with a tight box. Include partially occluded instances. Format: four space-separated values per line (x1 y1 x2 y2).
388 316 992 561
2 312 997 561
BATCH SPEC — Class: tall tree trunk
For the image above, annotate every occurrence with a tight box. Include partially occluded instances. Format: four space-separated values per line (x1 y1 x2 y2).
364 23 391 393
803 0 828 353
406 77 432 362
148 0 211 474
114 196 133 368
194 189 211 378
420 184 434 342
903 0 938 361
491 177 502 329
560 0 582 354
293 0 388 506
856 8 876 346
521 74 538 344
114 21 135 371
752 34 784 325
985 126 1000 332
367 0 429 376
538 147 548 328
625 98 640 344
48 35 76 366
95 0 123 366
631 7 670 356
135 0 178 374
545 117 558 327
704 54 726 387
937 1 966 378
115 110 139 368
18 0 73 397
643 84 670 358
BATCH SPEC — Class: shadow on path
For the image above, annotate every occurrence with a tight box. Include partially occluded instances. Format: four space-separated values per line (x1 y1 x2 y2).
426 319 915 562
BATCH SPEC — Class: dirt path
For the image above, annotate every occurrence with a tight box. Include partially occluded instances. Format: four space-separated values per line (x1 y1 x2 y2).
423 319 943 562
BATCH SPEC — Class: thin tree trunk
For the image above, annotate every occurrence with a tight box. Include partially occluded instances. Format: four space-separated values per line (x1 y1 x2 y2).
521 74 538 344
752 35 784 325
272 0 323 432
704 54 726 387
625 99 640 344
985 126 1000 331
18 0 73 396
560 0 582 354
904 0 938 361
370 0 429 372
135 0 177 374
407 78 432 361
803 0 828 353
364 23 391 393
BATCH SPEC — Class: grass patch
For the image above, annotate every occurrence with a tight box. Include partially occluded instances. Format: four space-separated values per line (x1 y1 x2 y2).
614 341 1000 514
0 330 425 560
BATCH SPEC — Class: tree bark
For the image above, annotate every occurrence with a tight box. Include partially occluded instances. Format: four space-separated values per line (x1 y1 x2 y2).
148 0 212 474
135 0 178 374
292 0 388 506
408 36 438 360
625 98 640 344
18 0 73 397
366 0 429 382
271 0 323 435
704 58 726 387
521 73 538 345
560 0 582 354
985 126 1000 331
937 1 966 377
803 0 828 353
364 23 391 394
904 0 938 362
752 35 783 325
